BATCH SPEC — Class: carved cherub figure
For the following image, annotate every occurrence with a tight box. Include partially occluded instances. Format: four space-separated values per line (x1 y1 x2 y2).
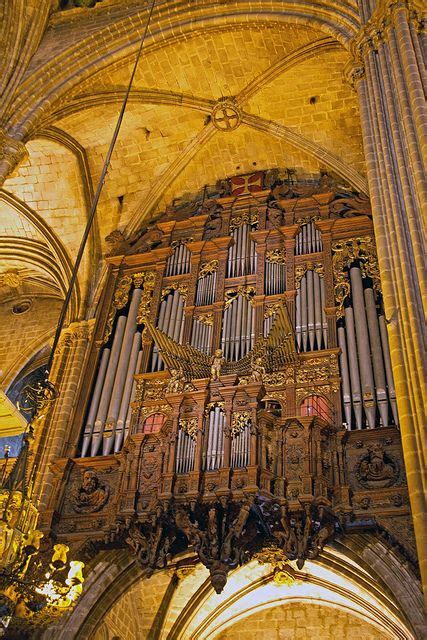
210 349 225 381
166 368 185 394
251 356 265 382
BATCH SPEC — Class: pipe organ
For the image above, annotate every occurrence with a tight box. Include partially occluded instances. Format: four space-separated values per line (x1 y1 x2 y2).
49 171 409 594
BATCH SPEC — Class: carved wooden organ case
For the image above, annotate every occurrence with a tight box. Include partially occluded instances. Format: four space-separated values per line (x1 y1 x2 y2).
46 171 414 591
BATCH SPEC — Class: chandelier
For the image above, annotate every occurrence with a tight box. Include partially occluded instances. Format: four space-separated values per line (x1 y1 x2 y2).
0 428 84 636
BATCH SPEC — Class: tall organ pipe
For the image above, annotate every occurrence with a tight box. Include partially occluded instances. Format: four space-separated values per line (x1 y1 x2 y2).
344 305 363 429
103 288 143 454
91 315 127 456
81 347 110 457
349 266 376 428
337 323 352 427
364 285 389 427
379 314 399 425
124 350 143 442
114 331 141 452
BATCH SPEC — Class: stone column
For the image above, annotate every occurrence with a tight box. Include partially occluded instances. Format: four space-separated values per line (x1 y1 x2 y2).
347 0 426 593
33 320 94 517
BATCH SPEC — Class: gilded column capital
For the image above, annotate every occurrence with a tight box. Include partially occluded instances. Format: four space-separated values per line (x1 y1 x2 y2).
347 0 424 69
0 128 28 185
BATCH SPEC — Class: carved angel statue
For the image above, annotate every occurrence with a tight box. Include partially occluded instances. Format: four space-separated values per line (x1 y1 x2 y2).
251 356 265 382
144 303 296 384
211 349 225 381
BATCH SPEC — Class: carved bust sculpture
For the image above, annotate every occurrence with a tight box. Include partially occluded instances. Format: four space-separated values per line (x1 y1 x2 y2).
71 470 110 514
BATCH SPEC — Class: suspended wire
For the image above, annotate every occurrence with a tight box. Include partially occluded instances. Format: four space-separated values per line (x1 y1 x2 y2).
45 0 156 376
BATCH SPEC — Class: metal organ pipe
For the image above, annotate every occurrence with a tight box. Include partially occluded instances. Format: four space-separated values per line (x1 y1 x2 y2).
307 269 315 350
300 276 308 351
114 331 141 452
103 288 143 454
313 271 323 348
295 222 322 255
81 347 110 457
124 349 143 442
344 305 363 429
91 314 127 456
349 266 376 428
337 324 352 427
320 276 328 347
296 270 327 352
379 314 399 425
166 242 191 276
227 225 256 277
364 285 389 427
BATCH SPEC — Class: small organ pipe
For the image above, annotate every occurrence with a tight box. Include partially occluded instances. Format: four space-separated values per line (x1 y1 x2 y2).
350 266 376 428
114 332 141 452
364 286 389 426
91 315 127 456
338 325 352 427
344 305 363 429
81 347 110 457
379 314 399 425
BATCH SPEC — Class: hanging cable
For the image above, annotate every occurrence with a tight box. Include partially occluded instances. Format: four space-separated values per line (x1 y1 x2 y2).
21 0 157 420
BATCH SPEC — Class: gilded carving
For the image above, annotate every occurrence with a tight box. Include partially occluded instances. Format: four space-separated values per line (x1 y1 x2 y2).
198 260 219 279
231 412 250 436
332 236 380 316
229 208 258 230
179 417 199 439
266 248 286 264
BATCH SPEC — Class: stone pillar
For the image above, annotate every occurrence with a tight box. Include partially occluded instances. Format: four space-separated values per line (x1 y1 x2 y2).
33 320 94 516
347 0 426 594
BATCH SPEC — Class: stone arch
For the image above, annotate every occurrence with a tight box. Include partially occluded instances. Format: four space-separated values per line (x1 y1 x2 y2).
45 535 425 640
